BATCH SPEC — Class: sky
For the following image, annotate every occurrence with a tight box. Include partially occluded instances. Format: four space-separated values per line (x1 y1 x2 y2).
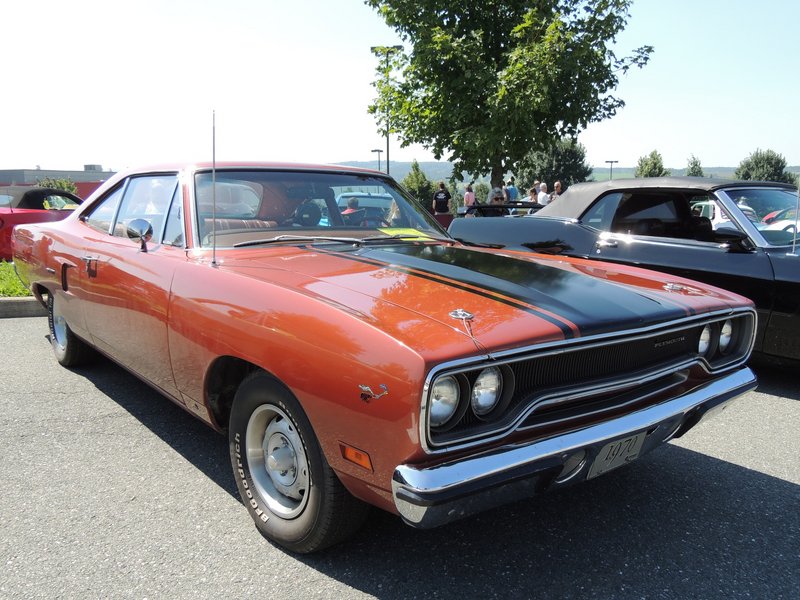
2 0 798 173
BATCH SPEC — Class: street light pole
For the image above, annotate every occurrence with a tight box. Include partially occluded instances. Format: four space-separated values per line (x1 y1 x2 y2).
371 44 403 176
605 160 619 180
371 148 383 172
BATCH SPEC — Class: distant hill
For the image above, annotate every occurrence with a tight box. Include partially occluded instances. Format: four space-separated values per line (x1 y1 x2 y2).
339 161 800 185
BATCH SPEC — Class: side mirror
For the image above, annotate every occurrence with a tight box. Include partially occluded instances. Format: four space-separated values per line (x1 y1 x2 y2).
127 218 153 252
713 227 752 251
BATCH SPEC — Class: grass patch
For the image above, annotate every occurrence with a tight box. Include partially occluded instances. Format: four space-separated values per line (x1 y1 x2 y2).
0 261 31 297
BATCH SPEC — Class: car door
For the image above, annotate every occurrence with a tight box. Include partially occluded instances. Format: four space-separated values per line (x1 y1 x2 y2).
762 248 800 360
583 191 774 351
76 174 184 399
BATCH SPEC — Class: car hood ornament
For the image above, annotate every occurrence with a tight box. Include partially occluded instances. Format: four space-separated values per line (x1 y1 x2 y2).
449 308 489 355
449 308 474 321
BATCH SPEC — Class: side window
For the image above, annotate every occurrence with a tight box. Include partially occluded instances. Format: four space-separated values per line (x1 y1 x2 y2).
611 193 680 237
84 187 124 234
582 193 623 231
114 175 178 238
162 187 185 247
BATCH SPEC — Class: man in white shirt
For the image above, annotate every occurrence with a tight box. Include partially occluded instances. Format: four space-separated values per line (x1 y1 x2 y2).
538 182 550 205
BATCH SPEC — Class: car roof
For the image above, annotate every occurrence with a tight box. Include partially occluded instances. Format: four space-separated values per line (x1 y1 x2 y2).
537 176 797 218
0 186 83 208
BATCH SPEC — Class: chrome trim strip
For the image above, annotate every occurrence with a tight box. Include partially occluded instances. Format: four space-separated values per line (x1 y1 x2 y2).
396 367 756 528
419 307 756 454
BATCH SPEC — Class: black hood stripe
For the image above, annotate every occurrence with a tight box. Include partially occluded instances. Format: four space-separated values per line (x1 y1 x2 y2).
314 243 696 338
314 246 578 338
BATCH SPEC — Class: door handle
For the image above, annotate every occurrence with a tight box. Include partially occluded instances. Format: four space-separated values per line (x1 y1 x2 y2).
81 255 98 274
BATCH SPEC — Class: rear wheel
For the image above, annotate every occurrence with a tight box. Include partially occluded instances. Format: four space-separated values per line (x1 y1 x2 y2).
47 294 92 367
229 371 369 553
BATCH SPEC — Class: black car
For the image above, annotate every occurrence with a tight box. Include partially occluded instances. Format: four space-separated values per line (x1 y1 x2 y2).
449 177 800 362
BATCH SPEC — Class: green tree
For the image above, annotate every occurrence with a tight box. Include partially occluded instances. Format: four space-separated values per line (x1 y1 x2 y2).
635 150 671 178
735 148 798 184
517 138 592 190
36 176 78 194
474 181 490 204
367 1 652 187
686 154 704 177
401 159 435 205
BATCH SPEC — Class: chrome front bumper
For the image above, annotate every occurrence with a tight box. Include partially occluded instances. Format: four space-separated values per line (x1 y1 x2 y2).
392 367 757 529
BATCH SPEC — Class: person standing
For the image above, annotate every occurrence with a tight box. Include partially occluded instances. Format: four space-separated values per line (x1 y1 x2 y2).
463 183 476 212
538 182 550 205
506 177 519 201
432 182 452 215
550 180 563 202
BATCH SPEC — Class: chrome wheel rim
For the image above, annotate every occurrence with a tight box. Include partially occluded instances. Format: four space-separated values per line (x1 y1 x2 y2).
51 299 68 352
245 404 309 518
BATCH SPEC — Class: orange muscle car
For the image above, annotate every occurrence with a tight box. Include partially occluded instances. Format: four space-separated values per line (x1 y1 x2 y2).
13 163 757 553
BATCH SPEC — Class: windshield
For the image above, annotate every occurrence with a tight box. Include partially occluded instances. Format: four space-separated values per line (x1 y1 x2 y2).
194 170 446 248
719 187 800 245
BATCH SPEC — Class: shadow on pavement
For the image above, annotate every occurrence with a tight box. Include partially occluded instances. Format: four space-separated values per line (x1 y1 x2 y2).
75 355 798 599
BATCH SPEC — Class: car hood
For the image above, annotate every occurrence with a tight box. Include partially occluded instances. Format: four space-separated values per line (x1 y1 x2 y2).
219 242 743 356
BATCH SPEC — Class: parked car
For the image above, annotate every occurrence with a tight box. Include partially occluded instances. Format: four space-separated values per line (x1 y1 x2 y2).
13 164 757 553
0 186 82 261
450 177 800 362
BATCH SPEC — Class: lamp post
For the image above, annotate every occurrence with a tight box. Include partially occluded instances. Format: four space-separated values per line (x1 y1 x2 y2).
371 148 383 172
371 44 403 176
605 160 619 180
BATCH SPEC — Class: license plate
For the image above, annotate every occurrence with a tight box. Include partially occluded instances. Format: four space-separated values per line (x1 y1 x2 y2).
587 432 646 479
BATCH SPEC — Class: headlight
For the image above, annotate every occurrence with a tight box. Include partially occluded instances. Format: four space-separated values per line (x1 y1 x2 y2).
471 367 502 416
719 319 733 353
698 324 712 355
430 376 460 427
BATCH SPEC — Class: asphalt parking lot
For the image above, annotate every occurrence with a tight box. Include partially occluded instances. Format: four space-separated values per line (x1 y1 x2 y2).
1 316 798 599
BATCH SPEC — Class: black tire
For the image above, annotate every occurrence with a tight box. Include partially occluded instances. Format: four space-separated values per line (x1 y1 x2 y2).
47 294 93 367
229 371 369 553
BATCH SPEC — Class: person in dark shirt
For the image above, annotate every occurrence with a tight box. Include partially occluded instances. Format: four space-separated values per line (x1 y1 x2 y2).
432 182 452 215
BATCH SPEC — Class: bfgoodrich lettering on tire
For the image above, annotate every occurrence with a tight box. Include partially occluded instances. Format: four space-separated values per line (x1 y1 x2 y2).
228 371 369 553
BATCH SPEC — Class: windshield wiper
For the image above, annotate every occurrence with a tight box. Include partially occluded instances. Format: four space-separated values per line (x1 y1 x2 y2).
233 235 363 248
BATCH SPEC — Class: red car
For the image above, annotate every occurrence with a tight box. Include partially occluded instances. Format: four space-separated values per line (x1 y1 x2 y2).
0 186 82 261
13 163 757 553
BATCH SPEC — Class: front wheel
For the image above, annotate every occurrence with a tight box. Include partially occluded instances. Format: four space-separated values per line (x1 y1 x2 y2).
229 372 369 553
47 294 93 367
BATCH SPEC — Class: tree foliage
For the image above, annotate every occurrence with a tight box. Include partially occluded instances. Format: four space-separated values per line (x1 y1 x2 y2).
517 137 592 190
367 1 652 187
36 176 78 194
686 154 704 177
634 150 670 178
401 159 435 204
735 148 797 184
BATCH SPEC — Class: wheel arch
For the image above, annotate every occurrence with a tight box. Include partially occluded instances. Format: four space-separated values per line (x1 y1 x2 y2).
205 355 263 430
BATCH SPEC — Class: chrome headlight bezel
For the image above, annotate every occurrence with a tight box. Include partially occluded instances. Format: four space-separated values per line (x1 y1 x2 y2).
718 319 734 354
428 374 467 431
471 366 503 417
698 324 713 356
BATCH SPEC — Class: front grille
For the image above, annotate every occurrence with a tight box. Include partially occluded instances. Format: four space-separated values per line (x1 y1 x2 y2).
426 310 754 450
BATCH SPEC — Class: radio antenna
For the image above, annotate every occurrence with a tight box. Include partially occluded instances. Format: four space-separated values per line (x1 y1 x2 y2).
211 110 218 267
791 183 799 257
